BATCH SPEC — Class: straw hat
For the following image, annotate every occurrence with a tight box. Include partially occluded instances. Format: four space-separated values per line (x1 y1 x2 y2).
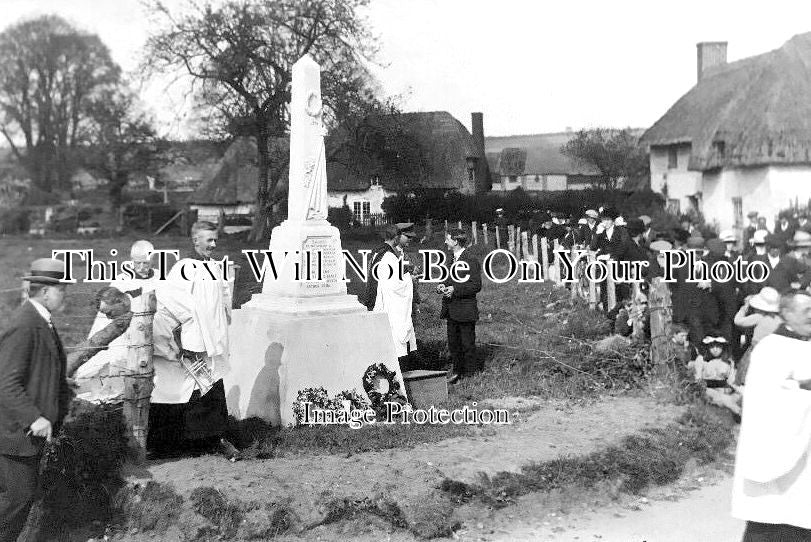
650 240 673 252
23 258 65 285
752 229 769 244
719 230 736 243
749 287 780 313
789 230 811 248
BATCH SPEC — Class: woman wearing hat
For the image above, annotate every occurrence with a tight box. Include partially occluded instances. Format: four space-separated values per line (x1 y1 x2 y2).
733 287 783 386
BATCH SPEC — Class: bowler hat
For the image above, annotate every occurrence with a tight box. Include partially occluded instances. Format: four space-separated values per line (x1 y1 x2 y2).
673 228 691 244
706 238 726 256
749 287 780 313
789 230 811 248
766 234 785 249
23 258 66 284
626 218 645 237
396 222 417 238
600 206 619 220
686 236 705 249
747 211 759 219
638 215 652 227
614 216 627 226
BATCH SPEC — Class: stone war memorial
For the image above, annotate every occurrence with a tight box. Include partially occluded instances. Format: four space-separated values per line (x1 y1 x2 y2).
224 55 406 426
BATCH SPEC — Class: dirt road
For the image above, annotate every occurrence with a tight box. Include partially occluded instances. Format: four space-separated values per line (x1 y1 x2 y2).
465 474 745 542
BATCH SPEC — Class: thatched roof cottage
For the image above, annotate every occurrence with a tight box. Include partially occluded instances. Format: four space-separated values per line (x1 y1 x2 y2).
641 33 811 229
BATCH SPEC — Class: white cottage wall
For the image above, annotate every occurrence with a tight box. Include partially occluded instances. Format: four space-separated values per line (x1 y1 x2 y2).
701 165 811 231
327 184 394 214
650 146 703 213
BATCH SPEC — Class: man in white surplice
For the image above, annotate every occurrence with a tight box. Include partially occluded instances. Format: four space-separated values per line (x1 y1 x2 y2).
148 221 238 460
75 240 159 402
731 291 811 540
374 223 418 370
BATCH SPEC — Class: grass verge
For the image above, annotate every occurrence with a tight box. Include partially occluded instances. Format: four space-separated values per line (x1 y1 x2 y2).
440 401 735 509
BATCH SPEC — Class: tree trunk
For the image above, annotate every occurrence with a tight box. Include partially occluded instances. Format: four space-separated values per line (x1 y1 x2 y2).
249 124 272 242
123 290 156 462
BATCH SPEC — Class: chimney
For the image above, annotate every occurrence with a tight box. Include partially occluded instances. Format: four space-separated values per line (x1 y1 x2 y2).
696 41 728 83
470 112 490 193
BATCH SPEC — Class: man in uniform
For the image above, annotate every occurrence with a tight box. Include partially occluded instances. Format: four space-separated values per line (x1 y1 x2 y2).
148 222 238 460
0 258 71 541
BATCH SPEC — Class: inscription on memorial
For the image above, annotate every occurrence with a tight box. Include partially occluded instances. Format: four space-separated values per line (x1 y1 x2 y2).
301 236 341 291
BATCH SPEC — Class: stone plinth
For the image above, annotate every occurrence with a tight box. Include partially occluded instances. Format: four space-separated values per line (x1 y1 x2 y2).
224 306 403 426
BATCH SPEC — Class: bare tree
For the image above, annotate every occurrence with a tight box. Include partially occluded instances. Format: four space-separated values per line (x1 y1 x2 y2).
141 0 379 240
81 88 159 209
560 128 649 190
0 15 121 192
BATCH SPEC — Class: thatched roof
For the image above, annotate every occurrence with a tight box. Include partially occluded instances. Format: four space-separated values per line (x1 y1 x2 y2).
190 137 288 204
641 32 811 170
485 132 601 176
325 111 482 192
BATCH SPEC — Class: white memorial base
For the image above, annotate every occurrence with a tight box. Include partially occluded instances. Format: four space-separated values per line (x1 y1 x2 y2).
224 297 406 427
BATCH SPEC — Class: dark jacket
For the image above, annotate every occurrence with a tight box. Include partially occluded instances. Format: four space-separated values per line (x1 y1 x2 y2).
440 249 482 323
591 226 633 261
0 301 70 456
767 254 811 294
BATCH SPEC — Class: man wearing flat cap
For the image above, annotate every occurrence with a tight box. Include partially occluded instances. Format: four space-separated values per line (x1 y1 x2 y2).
0 258 71 541
743 211 759 248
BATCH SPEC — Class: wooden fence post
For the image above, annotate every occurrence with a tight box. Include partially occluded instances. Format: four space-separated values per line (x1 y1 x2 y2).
425 218 433 241
649 277 674 368
587 251 598 310
472 221 478 245
521 231 529 261
516 226 522 258
631 282 645 341
540 237 549 279
532 234 539 262
444 219 448 234
457 220 462 230
508 225 515 255
495 226 501 249
552 239 562 285
483 223 489 246
124 290 157 462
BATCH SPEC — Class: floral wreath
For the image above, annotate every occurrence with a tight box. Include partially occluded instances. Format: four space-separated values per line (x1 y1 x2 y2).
291 387 371 426
362 363 408 416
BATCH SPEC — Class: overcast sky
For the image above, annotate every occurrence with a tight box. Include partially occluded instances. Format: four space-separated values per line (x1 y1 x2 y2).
3 0 811 138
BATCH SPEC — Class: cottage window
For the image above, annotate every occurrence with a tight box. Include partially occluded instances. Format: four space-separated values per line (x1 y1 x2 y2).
667 147 678 169
732 197 743 227
353 201 371 222
714 141 726 158
667 199 680 214
509 175 518 183
534 175 540 183
468 167 475 182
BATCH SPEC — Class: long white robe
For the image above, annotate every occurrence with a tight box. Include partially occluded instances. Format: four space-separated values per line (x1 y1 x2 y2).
731 331 811 528
373 249 416 357
75 271 158 403
151 257 232 404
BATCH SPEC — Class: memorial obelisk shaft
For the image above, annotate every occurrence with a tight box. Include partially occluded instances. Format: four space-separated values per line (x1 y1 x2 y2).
225 55 406 426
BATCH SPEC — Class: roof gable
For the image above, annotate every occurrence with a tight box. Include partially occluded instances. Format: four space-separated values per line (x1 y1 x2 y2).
641 32 811 170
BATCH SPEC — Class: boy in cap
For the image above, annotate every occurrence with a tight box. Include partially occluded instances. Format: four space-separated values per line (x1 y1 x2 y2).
743 212 759 247
0 258 71 541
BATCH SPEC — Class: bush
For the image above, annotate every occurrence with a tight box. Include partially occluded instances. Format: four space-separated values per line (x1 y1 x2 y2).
328 204 352 230
0 207 31 233
382 188 667 225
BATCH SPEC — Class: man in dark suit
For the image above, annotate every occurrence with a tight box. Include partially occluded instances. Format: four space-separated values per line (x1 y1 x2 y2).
0 258 71 542
767 231 811 294
438 229 482 384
